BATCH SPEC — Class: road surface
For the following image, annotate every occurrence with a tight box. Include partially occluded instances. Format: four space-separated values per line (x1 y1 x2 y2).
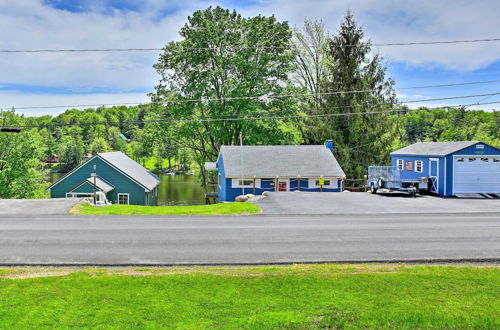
0 213 499 265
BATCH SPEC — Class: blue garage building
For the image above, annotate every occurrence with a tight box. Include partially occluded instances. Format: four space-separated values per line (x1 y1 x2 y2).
391 141 500 196
211 143 346 202
48 151 161 205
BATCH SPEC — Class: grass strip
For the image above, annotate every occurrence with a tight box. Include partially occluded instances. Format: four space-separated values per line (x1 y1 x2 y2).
70 202 261 215
0 264 498 328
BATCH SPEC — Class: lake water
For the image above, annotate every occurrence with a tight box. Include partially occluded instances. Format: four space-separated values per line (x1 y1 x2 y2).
49 172 209 206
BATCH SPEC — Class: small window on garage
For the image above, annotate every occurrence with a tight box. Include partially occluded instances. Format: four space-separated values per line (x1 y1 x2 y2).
397 159 404 170
457 158 464 162
481 158 489 162
493 158 500 163
468 157 477 162
415 160 423 173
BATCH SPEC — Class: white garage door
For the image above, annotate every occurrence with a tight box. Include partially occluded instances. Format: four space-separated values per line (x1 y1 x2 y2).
454 156 500 194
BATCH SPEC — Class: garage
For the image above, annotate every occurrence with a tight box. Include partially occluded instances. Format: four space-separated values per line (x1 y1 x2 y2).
391 141 500 196
453 156 500 193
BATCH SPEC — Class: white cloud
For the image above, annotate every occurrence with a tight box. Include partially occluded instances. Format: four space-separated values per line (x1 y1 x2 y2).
0 0 499 115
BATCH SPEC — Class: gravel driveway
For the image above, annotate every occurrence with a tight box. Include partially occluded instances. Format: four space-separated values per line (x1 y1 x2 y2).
0 198 83 215
250 192 500 215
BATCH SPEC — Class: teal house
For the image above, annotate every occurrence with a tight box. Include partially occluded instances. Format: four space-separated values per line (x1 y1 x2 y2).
48 151 161 205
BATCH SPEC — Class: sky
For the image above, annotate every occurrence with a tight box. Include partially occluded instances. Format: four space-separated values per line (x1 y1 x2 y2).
1 0 500 116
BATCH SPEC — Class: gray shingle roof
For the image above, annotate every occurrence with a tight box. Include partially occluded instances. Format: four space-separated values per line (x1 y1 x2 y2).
98 152 160 191
390 141 479 156
219 145 345 178
85 176 115 193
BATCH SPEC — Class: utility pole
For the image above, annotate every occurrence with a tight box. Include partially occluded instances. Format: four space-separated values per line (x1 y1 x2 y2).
92 165 97 205
240 132 245 196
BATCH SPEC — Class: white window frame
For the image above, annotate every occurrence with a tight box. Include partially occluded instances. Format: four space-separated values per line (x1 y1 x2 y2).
415 160 423 173
308 178 339 189
397 159 404 171
117 193 130 205
231 178 261 188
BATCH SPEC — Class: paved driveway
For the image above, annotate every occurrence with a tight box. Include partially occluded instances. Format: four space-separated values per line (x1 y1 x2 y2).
251 192 500 215
0 198 83 215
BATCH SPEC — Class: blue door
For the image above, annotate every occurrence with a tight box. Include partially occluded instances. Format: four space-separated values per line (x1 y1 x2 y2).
429 159 439 193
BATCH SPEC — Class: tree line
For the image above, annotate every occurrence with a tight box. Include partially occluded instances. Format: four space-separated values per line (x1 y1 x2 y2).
1 7 499 198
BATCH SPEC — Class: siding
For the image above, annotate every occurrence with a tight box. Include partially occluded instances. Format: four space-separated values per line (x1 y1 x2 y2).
394 142 500 196
223 177 342 202
50 157 150 205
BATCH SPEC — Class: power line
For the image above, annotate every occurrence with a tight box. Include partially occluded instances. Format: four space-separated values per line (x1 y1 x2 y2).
1 38 500 53
4 100 499 129
3 82 500 111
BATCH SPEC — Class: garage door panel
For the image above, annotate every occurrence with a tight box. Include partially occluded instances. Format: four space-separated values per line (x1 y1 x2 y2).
453 157 500 194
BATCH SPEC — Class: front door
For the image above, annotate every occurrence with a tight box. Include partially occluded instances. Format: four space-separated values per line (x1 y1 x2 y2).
429 159 439 194
278 179 288 192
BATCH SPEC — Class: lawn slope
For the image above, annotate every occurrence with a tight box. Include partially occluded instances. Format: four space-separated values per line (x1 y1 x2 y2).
0 264 498 328
70 202 260 215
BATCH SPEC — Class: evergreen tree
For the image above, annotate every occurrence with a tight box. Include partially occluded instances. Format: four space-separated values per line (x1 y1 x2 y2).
313 12 396 178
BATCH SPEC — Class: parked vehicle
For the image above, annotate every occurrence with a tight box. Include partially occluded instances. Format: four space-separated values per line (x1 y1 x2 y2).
367 166 428 197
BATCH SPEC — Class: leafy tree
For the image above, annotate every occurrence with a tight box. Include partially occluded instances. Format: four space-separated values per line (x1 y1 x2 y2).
292 19 330 143
0 113 48 198
152 6 298 176
89 137 111 155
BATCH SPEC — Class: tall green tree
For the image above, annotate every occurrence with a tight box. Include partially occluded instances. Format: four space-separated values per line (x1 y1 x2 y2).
0 113 48 198
306 12 397 178
152 6 298 175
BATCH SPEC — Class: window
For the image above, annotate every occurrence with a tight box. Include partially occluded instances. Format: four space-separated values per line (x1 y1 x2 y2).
415 160 423 173
468 157 477 162
316 179 331 186
457 158 464 162
118 193 129 205
231 179 261 188
481 158 489 162
476 144 485 149
493 158 500 163
308 178 338 189
397 159 404 170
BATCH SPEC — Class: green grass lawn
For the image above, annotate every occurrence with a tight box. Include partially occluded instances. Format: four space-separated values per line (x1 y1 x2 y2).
0 264 498 328
71 202 261 215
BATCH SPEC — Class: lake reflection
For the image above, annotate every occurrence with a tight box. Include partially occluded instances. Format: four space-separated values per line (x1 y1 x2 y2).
49 172 210 206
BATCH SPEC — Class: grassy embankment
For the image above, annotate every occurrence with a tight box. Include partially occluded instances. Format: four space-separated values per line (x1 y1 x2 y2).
0 264 498 328
70 202 260 215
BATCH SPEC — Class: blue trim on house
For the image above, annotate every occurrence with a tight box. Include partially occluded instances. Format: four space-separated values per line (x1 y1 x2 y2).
220 177 343 202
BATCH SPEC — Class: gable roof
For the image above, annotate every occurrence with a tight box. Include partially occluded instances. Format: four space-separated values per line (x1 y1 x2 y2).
48 151 160 191
97 152 160 191
391 141 481 156
85 176 115 193
219 145 345 178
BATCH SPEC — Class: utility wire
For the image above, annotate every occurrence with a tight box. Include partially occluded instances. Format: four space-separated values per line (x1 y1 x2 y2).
3 81 500 111
3 100 500 129
1 37 500 53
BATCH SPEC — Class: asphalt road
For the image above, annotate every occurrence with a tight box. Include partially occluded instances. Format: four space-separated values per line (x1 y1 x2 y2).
0 213 499 265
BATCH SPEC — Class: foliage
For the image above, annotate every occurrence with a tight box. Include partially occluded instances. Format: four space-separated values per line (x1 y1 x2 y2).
152 6 300 181
298 12 397 178
71 202 261 215
0 264 498 328
0 112 48 198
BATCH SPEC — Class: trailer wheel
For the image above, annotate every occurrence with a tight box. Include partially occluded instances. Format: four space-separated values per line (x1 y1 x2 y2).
370 183 377 194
